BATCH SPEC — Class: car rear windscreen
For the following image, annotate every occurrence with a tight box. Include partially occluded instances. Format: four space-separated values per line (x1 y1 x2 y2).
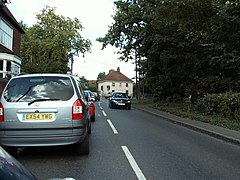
3 76 74 102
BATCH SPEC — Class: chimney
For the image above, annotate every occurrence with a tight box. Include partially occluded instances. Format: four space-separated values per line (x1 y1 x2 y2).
117 67 120 72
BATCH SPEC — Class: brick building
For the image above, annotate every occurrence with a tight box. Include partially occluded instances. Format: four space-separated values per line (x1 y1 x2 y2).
0 2 24 79
0 1 24 94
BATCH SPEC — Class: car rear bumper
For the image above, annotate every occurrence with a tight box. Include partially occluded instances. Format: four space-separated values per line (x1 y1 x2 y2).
112 102 131 108
0 133 86 147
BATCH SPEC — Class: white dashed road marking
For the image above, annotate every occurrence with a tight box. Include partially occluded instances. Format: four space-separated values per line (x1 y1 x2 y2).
102 110 107 116
98 102 146 179
107 119 118 134
122 146 147 180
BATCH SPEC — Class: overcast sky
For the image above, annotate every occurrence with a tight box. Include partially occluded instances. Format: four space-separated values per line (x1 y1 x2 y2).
7 0 135 80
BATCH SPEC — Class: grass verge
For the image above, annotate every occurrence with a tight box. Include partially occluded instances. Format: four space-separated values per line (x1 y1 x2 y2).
132 99 240 131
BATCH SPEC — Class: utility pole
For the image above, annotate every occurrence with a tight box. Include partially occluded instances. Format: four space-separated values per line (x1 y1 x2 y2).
135 54 140 102
70 55 74 74
69 53 74 74
135 55 138 100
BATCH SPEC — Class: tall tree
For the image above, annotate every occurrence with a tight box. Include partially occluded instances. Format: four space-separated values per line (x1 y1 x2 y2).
21 6 91 73
98 0 240 101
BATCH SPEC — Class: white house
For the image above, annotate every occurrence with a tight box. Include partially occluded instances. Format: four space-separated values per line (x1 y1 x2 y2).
98 67 134 98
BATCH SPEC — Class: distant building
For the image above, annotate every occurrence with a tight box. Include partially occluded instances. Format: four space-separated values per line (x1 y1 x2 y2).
0 2 25 79
98 67 134 98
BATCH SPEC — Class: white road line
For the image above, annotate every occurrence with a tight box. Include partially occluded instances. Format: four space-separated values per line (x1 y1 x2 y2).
102 110 107 116
98 102 103 109
122 146 147 180
107 119 118 134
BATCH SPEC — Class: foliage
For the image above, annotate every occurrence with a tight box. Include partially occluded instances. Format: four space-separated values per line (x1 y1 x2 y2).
79 76 88 89
196 92 240 122
97 72 106 81
98 0 240 101
133 98 240 131
20 6 91 73
88 83 98 92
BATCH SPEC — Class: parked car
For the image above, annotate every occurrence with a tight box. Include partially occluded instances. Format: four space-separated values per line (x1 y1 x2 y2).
0 73 91 156
84 90 91 101
108 92 131 110
89 101 95 122
92 92 100 101
84 90 96 122
0 146 38 180
84 90 95 102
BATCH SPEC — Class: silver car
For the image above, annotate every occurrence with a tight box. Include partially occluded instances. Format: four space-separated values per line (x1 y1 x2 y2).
0 73 91 156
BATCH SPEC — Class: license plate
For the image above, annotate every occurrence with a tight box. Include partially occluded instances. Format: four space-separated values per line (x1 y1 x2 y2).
24 113 54 121
118 103 125 106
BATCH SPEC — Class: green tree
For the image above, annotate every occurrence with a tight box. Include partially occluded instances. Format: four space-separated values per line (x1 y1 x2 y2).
80 76 88 89
88 84 97 92
98 0 240 101
21 6 91 73
97 72 106 81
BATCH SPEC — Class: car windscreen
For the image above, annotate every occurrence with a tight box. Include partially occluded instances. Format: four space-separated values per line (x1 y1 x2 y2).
3 76 74 102
114 93 128 98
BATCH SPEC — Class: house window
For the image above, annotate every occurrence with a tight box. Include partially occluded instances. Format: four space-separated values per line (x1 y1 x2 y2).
112 82 115 87
0 19 13 50
126 83 128 87
119 83 122 87
107 85 110 91
0 60 3 70
101 86 103 91
6 61 11 71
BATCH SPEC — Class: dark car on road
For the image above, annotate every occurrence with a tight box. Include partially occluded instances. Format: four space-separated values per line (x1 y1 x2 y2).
108 92 131 110
0 73 91 156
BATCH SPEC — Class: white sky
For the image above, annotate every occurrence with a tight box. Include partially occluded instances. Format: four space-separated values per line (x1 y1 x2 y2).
7 0 136 80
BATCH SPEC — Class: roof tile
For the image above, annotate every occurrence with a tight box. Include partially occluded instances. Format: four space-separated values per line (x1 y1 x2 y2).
102 70 132 82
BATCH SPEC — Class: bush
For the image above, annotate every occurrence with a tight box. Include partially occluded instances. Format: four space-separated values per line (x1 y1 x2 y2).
196 92 240 122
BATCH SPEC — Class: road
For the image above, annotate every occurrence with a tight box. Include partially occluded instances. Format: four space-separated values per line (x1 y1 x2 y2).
17 99 240 180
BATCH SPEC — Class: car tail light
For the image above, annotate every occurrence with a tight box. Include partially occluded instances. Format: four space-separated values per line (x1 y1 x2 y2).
72 100 83 120
90 102 95 117
0 102 4 122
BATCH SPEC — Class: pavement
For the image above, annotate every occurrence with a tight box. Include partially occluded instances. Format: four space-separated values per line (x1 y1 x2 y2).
133 104 240 146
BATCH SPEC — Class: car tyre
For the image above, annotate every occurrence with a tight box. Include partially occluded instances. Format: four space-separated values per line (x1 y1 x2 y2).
76 134 89 155
111 103 115 109
88 123 92 134
91 113 95 122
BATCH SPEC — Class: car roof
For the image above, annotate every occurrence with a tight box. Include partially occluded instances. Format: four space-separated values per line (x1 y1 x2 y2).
14 73 72 78
112 91 126 94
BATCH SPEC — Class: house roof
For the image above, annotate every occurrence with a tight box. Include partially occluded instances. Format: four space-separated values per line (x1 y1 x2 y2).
0 4 25 34
101 67 133 82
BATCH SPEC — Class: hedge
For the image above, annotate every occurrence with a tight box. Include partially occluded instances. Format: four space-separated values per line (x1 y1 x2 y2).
196 92 240 122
